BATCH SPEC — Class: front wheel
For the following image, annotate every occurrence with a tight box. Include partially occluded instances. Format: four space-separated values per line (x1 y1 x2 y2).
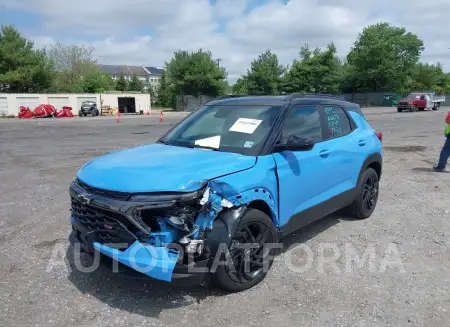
344 167 379 219
432 103 440 111
213 209 278 293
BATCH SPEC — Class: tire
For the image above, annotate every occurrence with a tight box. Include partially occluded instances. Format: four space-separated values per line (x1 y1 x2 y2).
418 107 424 111
213 208 278 293
344 167 379 219
397 108 402 112
78 111 82 117
432 103 440 111
95 109 100 116
412 106 418 112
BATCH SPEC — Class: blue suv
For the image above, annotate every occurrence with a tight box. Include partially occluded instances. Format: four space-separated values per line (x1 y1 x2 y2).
69 94 382 292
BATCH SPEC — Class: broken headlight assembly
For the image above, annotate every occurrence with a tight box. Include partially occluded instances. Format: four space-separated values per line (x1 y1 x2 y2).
125 188 208 255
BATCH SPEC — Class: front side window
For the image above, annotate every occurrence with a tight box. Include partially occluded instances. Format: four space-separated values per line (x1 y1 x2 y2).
279 106 322 144
160 104 281 155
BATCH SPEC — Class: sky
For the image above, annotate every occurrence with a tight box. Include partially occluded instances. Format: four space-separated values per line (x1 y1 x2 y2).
0 0 448 83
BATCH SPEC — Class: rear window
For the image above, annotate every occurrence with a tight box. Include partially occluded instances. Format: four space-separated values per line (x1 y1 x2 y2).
347 106 365 118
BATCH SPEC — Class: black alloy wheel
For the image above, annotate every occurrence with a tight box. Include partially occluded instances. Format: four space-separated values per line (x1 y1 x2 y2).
344 167 379 219
362 173 378 214
213 209 277 292
226 221 273 284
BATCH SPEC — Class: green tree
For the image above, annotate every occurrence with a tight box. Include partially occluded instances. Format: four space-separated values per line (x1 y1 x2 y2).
46 42 98 92
148 83 157 104
75 68 114 93
282 43 343 94
232 77 249 94
346 22 424 92
115 72 127 91
155 70 175 108
243 50 285 95
165 49 227 97
0 25 54 92
409 63 450 94
128 73 143 92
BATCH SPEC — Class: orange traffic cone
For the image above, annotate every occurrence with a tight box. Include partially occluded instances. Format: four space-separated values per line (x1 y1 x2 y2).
159 110 163 122
116 111 121 123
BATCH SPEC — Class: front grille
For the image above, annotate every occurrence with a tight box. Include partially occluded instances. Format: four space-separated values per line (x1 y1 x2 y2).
71 198 136 248
75 178 131 201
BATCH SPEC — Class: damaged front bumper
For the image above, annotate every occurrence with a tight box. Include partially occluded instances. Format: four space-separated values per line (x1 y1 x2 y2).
68 178 237 282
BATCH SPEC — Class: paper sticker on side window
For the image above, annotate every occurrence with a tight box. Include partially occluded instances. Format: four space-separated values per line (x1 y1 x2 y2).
229 118 262 134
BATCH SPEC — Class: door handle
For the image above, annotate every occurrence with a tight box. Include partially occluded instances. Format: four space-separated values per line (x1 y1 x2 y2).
358 140 366 146
319 150 330 158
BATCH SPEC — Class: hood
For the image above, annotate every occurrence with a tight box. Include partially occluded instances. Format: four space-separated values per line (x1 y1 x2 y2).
76 143 257 193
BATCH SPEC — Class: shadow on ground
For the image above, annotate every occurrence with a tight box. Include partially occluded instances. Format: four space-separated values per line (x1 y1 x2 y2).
66 213 348 318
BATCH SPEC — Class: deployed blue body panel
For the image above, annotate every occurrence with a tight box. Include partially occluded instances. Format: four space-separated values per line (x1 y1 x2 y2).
93 241 179 282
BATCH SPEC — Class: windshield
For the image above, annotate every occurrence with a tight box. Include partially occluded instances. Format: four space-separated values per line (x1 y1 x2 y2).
406 94 421 100
82 101 95 105
159 104 282 156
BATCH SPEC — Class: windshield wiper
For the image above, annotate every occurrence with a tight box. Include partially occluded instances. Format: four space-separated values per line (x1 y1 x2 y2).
189 144 222 151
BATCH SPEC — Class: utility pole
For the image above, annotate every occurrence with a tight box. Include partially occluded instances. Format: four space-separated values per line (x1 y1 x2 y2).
216 58 222 67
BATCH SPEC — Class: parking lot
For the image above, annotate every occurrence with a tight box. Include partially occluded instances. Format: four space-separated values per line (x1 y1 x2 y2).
1 107 449 327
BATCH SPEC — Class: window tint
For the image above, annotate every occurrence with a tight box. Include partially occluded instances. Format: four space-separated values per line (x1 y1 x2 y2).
347 106 364 118
280 106 322 143
323 106 352 138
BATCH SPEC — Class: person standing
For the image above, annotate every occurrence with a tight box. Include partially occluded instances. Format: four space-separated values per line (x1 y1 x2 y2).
433 111 450 172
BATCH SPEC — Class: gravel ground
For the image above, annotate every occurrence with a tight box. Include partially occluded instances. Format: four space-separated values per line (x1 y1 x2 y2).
0 107 449 327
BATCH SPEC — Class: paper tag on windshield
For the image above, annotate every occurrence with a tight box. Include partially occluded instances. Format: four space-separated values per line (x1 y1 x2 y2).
229 118 262 134
194 135 221 148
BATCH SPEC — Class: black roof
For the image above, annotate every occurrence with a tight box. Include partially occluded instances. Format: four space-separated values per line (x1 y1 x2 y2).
207 94 354 107
145 67 164 75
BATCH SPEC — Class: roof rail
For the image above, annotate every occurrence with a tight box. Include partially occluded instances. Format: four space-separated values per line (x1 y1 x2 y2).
288 93 343 100
213 95 248 100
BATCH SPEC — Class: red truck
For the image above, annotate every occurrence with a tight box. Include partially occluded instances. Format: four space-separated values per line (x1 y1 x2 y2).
397 92 445 112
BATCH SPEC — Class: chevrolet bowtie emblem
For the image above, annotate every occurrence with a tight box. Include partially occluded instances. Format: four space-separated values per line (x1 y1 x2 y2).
77 193 93 205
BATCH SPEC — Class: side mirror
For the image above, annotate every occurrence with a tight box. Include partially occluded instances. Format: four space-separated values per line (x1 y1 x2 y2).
273 134 315 152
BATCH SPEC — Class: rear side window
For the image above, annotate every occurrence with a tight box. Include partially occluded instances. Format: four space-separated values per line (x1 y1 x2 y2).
322 106 352 138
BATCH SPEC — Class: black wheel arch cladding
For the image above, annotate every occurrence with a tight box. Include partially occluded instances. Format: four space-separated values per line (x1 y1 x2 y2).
202 205 247 260
360 152 382 181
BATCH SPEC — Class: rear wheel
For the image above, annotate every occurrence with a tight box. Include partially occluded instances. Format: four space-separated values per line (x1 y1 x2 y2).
432 103 440 111
213 209 278 293
344 167 379 219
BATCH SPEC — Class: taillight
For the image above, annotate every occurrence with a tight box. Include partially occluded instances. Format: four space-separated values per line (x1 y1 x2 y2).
375 131 382 142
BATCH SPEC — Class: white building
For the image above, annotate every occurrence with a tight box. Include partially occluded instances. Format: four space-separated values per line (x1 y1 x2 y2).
98 65 164 91
0 92 152 116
